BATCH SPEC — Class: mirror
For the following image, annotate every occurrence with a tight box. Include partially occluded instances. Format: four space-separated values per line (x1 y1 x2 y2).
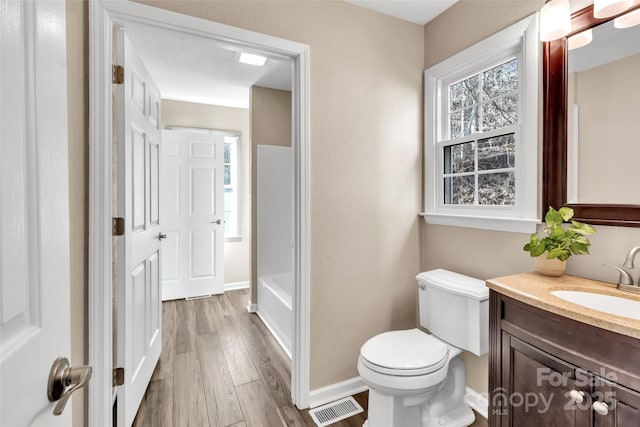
543 3 640 226
567 19 640 205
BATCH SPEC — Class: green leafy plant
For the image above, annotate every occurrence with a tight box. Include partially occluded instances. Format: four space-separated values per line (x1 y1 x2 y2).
523 207 596 261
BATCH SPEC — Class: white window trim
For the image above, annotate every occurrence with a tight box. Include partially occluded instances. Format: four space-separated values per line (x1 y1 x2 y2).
422 13 541 234
223 135 243 241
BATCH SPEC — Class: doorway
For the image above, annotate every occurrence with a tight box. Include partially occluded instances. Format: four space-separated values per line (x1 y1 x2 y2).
88 1 311 425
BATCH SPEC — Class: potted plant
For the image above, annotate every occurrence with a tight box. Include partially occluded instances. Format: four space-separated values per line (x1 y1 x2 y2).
523 207 596 276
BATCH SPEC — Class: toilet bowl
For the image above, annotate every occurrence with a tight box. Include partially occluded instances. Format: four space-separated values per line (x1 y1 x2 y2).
357 269 489 427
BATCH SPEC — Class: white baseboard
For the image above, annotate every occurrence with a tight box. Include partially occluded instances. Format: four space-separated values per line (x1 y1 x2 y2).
309 377 368 409
256 311 292 359
225 281 250 291
246 302 258 313
464 387 488 419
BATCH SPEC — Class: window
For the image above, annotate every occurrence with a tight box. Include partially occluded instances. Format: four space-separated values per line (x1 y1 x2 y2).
224 135 242 240
423 14 540 233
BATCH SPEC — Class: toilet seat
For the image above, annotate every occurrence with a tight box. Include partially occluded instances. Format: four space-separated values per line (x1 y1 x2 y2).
359 329 449 376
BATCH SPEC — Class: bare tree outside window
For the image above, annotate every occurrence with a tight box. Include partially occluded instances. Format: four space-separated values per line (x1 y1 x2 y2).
444 58 518 206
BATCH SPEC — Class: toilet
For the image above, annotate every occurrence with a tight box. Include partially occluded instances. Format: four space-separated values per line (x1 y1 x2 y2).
357 269 489 427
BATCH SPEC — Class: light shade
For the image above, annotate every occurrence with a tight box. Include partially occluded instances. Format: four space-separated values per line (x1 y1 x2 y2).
238 52 267 66
568 29 593 50
594 0 633 18
540 0 571 42
614 7 640 28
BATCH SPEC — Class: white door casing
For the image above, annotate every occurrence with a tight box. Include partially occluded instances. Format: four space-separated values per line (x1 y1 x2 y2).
115 29 162 427
160 130 225 301
0 0 72 425
89 3 310 423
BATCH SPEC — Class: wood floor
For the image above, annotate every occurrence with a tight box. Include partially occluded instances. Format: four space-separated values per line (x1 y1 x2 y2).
132 289 488 427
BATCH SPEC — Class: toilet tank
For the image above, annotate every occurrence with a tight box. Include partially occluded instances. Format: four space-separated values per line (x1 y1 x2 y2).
417 269 489 356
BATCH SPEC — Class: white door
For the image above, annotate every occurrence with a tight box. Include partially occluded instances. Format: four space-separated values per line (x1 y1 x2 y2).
1 0 75 425
115 30 162 427
160 130 225 300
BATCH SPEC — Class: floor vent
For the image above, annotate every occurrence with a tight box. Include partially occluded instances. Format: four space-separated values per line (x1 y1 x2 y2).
309 396 364 427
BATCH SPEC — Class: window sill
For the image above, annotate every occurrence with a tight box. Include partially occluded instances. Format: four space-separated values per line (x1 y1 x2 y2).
225 236 243 243
419 212 540 234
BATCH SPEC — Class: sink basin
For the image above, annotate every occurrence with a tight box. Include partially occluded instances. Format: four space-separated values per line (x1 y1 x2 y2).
551 290 640 320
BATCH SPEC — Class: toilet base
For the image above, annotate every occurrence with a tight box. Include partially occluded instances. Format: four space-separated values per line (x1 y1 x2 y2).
363 355 476 427
364 404 474 427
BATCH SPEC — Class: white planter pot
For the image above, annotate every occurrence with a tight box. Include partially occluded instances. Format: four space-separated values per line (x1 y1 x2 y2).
535 255 567 277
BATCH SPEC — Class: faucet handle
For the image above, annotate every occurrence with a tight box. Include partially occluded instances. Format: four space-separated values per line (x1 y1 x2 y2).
603 263 634 286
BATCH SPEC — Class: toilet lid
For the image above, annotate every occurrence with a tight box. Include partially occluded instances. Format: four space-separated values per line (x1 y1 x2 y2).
360 329 449 375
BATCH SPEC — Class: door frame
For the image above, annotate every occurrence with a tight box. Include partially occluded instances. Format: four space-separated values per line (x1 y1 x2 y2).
88 1 311 425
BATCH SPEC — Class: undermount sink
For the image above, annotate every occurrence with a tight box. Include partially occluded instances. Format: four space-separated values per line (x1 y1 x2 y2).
551 290 640 320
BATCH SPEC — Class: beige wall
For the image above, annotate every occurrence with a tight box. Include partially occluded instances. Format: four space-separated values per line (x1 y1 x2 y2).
160 99 251 285
250 86 292 302
67 0 424 412
567 54 640 204
133 0 424 389
423 0 640 394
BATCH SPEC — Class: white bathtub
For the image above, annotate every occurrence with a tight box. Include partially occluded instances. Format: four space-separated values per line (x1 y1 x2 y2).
257 274 293 358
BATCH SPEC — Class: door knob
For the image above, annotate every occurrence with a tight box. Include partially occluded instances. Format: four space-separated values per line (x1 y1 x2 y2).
592 401 609 416
569 390 585 403
211 219 223 225
158 233 167 240
47 357 92 416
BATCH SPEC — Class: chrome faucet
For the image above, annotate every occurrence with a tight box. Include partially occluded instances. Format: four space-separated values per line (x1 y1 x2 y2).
623 246 640 269
603 263 634 286
604 246 640 293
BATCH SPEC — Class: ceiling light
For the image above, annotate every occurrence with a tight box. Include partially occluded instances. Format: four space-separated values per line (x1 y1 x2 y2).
540 0 571 42
238 52 267 66
594 0 633 18
568 29 593 49
614 7 640 27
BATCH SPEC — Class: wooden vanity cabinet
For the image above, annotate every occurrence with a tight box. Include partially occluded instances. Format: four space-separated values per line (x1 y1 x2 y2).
489 291 640 427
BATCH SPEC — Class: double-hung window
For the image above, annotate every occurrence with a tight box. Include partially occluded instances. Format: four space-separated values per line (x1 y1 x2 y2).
423 14 540 233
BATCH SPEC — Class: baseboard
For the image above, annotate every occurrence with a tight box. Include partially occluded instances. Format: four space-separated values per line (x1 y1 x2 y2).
464 387 488 419
224 281 250 291
256 310 292 359
246 302 258 313
309 377 368 409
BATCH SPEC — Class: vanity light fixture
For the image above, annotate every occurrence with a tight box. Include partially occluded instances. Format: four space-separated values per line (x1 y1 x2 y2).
238 52 267 66
540 0 572 41
593 0 633 18
568 29 593 49
614 6 640 27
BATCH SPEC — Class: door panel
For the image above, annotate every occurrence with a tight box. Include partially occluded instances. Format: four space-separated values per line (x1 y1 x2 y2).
1 0 72 424
191 168 215 214
116 30 162 427
160 130 225 300
502 333 592 427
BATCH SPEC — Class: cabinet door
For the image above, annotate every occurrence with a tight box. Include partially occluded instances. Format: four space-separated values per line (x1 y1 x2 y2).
499 333 592 427
593 380 640 427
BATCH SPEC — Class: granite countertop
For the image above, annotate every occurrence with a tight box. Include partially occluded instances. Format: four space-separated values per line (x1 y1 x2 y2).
486 272 640 339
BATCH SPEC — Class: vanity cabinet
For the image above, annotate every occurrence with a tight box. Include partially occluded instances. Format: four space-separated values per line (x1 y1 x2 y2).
489 291 640 427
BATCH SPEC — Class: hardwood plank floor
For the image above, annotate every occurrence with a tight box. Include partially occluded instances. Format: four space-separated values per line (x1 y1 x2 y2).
133 289 489 427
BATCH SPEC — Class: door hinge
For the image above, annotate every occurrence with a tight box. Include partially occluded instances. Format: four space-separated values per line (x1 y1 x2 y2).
113 367 125 387
112 217 125 236
112 65 124 84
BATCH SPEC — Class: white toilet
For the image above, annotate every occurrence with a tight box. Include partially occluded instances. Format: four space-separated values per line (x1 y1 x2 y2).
357 269 489 427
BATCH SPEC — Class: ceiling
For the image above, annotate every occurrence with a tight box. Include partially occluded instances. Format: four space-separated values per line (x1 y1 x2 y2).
124 1 460 109
346 0 458 25
124 22 292 109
